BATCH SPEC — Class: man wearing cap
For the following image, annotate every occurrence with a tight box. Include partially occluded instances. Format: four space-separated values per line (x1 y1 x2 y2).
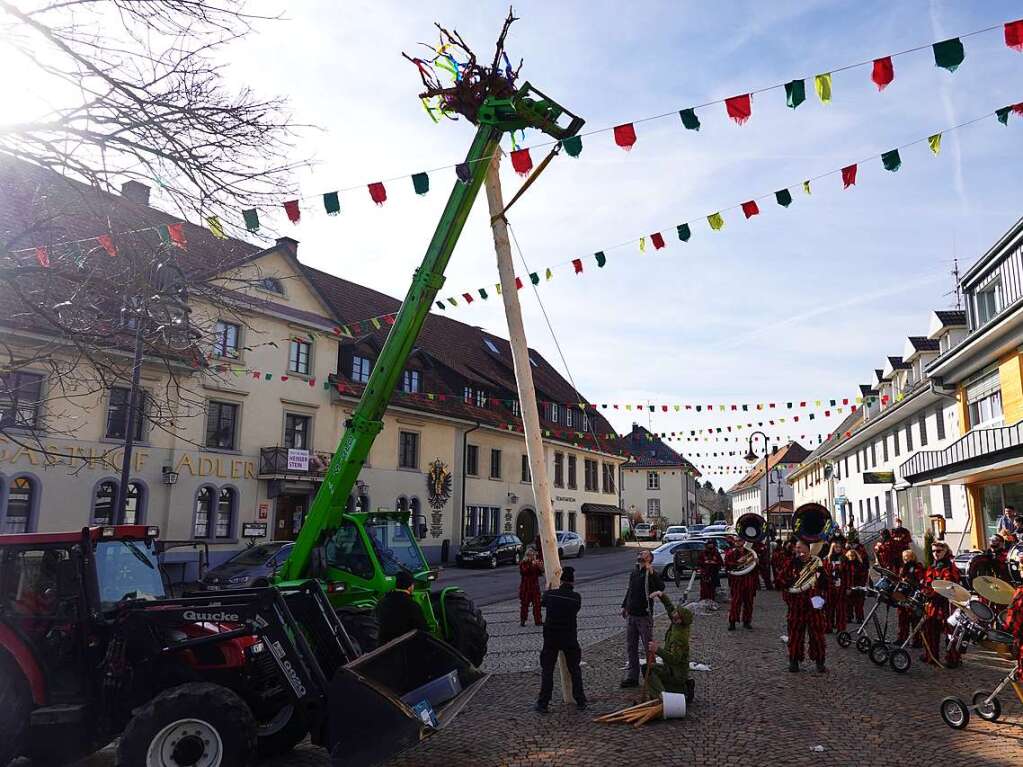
645 591 693 699
535 566 586 713
920 540 962 667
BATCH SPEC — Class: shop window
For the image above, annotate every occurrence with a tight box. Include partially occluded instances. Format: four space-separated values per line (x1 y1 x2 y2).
568 512 577 532
464 506 501 538
215 488 236 538
124 482 145 525
555 511 564 530
4 476 37 533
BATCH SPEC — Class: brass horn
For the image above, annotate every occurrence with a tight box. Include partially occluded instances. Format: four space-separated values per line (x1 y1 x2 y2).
726 513 766 576
787 503 834 593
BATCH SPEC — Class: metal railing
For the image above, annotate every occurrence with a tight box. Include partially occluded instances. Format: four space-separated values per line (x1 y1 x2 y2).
900 420 1023 482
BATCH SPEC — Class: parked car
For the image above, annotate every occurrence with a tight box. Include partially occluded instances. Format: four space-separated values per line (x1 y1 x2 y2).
699 523 731 536
634 523 655 540
687 524 707 534
200 541 293 590
652 536 734 582
661 525 689 543
556 531 585 559
455 533 523 568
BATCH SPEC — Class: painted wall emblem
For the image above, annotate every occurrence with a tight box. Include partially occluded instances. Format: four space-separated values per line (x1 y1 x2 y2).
426 459 452 510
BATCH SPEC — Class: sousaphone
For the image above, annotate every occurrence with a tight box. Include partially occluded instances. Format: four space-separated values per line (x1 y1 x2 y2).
726 512 767 576
788 503 835 593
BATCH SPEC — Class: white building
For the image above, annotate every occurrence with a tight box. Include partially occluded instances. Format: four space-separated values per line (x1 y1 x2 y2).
618 425 700 529
727 441 808 530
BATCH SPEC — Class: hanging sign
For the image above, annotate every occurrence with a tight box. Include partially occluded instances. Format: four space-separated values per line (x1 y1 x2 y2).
287 449 310 471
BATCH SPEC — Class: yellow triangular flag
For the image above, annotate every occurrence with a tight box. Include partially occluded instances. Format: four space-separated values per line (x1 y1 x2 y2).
639 236 646 253
707 212 725 231
495 283 502 295
206 216 226 239
814 73 832 104
928 133 942 155
803 180 811 195
545 268 553 281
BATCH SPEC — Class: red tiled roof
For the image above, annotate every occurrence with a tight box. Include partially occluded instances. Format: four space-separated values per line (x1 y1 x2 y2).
610 425 699 475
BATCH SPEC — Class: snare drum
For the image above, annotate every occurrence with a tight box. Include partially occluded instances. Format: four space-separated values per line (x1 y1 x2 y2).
963 598 996 625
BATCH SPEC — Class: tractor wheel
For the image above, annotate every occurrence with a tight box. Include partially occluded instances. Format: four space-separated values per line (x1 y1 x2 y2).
337 608 380 654
256 703 309 757
443 591 489 667
117 682 256 767
0 651 31 766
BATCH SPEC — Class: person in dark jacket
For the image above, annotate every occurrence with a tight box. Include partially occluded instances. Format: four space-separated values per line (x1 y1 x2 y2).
376 570 428 644
535 566 586 712
620 549 664 687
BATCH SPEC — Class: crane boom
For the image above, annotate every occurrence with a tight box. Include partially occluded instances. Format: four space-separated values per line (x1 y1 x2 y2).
280 84 583 582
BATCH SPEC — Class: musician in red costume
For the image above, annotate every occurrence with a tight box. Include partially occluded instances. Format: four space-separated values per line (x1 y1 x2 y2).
772 537 797 603
724 538 759 631
846 544 869 623
824 537 852 633
968 534 1010 584
890 518 912 563
920 539 962 667
896 549 925 648
874 529 896 571
1005 583 1023 679
780 540 829 673
696 540 723 601
518 548 544 627
754 539 772 590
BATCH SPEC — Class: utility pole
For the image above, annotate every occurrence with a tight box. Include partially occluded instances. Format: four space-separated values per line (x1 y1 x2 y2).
484 151 573 702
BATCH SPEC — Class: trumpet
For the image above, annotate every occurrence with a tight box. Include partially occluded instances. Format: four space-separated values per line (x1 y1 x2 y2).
726 513 767 576
786 503 833 594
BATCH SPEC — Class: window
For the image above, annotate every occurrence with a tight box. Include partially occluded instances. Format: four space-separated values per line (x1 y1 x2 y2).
258 276 285 295
105 387 148 441
647 498 661 518
215 487 235 538
647 471 660 490
568 512 577 532
885 492 893 519
975 283 1000 326
288 339 311 375
555 511 564 530
123 482 145 525
855 451 860 473
483 339 500 355
284 413 311 450
352 355 372 383
213 320 240 358
510 400 520 417
92 480 117 525
904 422 913 451
399 431 420 470
554 452 564 487
4 476 35 533
584 459 598 492
205 401 239 450
566 409 575 428
326 521 374 579
194 486 214 538
567 455 577 489
874 496 880 521
967 370 1003 429
466 444 479 476
0 371 43 429
521 454 531 483
602 463 615 494
858 498 864 523
942 485 953 519
489 448 502 479
893 429 901 457
401 369 421 393
936 406 946 440
869 441 876 468
918 412 928 447
843 457 849 477
549 402 560 423
464 506 501 538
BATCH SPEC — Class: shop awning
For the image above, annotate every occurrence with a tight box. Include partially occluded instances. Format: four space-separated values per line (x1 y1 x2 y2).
581 503 624 516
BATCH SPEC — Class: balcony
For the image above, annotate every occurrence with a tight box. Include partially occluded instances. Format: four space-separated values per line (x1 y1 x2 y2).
258 446 333 478
900 421 1023 484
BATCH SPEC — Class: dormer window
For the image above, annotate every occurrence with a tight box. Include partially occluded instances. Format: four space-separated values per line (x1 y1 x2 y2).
975 283 1000 327
463 386 487 407
258 276 285 295
352 355 372 383
484 339 500 355
566 409 575 428
401 369 421 393
510 400 520 417
549 402 560 423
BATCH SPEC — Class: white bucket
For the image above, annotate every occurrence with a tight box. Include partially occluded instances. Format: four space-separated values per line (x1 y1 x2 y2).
661 691 687 719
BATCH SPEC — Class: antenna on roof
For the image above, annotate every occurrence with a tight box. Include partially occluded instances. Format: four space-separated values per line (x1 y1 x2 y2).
950 251 961 311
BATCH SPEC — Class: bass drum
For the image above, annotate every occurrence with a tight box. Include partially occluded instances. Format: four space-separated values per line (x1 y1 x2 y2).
1008 542 1023 585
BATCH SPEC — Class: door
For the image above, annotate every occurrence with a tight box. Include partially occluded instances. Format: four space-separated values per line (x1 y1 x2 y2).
273 495 307 541
515 509 537 547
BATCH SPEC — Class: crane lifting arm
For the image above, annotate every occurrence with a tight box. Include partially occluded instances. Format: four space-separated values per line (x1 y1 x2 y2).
280 84 583 582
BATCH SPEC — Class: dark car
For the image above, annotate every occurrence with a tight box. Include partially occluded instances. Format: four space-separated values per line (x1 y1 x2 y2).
200 541 294 590
455 534 523 568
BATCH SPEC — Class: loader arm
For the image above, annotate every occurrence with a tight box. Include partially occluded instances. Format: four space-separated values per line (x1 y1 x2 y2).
279 84 583 583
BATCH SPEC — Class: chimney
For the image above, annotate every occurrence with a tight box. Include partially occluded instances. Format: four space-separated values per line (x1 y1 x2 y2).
275 236 299 257
120 180 150 206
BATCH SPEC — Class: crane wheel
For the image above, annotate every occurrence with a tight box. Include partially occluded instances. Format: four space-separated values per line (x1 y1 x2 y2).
337 608 381 654
443 592 489 667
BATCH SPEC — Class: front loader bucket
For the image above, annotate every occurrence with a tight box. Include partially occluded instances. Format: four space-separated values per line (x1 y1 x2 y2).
325 630 488 767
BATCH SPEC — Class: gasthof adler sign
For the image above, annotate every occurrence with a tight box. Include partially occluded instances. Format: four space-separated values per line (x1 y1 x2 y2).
863 471 895 484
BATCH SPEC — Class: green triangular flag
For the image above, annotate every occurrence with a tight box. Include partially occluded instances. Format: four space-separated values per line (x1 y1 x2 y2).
479 288 488 299
679 108 700 131
323 192 340 215
264 373 272 380
676 223 691 242
881 149 901 172
595 251 606 267
436 301 446 310
996 106 1012 125
412 172 430 195
784 79 805 109
529 272 540 285
157 225 172 246
775 189 793 207
562 135 583 157
242 208 260 232
933 38 965 72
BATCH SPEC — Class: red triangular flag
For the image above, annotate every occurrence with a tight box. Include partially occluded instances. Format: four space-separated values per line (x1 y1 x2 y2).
510 148 533 175
725 94 752 125
871 56 895 90
650 232 665 250
841 164 857 188
97 234 117 257
515 276 523 290
167 222 187 249
368 182 387 205
741 200 760 219
1005 19 1023 51
462 293 474 304
34 247 50 267
572 258 583 274
613 123 637 150
284 199 300 223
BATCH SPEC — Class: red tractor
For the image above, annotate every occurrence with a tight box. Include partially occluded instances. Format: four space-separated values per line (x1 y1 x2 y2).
0 525 485 766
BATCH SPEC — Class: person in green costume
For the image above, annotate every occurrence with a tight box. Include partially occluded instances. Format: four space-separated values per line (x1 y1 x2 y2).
645 591 693 698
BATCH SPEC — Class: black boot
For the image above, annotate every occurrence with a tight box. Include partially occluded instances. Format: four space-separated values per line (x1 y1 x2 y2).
788 660 799 672
743 622 752 630
728 622 736 631
816 661 827 674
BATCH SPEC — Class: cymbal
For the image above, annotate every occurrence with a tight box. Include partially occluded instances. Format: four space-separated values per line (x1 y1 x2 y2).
972 575 1016 606
931 579 970 605
871 565 898 581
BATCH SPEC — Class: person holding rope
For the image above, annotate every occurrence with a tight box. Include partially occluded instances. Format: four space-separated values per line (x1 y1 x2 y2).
645 591 693 699
920 539 962 668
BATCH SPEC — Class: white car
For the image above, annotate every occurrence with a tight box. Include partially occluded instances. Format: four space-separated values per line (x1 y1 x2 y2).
634 523 655 540
661 525 689 543
556 531 585 558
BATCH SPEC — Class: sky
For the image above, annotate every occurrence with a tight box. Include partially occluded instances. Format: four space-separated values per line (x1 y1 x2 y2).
13 1 1023 487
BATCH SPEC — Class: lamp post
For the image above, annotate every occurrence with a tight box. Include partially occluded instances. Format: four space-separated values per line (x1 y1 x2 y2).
744 431 772 586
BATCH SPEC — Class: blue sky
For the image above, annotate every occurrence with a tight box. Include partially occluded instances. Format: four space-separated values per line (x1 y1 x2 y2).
224 1 1023 485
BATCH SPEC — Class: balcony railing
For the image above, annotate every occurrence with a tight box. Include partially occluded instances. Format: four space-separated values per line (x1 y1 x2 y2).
899 421 1023 483
258 446 333 477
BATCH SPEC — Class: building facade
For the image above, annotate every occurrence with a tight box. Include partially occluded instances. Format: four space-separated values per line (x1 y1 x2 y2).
727 441 808 530
617 425 700 529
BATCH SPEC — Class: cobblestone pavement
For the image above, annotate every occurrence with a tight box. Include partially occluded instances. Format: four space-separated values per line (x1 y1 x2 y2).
54 577 1023 766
